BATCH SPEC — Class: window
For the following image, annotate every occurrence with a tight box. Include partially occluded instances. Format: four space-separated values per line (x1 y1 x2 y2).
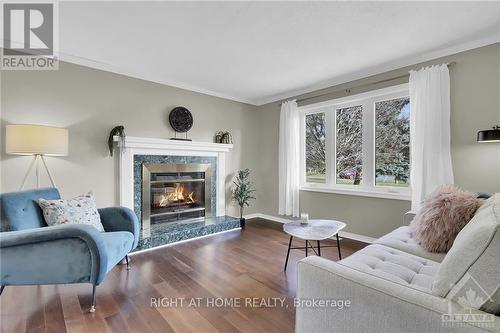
375 97 410 188
305 113 326 183
300 84 410 200
336 105 363 185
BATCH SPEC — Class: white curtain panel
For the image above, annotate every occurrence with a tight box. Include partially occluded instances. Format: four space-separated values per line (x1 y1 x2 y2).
409 64 454 211
278 100 300 217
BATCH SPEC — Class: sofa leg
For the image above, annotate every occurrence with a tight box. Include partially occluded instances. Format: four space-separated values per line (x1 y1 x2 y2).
89 285 96 313
0 285 5 296
125 255 131 270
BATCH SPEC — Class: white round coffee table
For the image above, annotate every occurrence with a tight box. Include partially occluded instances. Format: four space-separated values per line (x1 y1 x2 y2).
283 219 346 271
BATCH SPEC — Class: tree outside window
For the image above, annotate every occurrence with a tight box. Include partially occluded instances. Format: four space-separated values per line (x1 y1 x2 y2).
305 113 326 183
375 97 410 187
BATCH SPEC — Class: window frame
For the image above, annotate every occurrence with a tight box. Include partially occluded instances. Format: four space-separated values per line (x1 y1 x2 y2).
299 84 411 201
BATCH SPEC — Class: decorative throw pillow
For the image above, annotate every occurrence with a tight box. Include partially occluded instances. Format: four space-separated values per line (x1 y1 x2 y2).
410 185 483 253
38 192 104 232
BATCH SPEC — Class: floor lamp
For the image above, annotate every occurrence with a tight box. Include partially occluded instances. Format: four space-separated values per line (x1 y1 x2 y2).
5 124 69 190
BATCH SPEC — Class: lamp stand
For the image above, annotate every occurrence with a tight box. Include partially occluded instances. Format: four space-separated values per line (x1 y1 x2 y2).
20 154 57 190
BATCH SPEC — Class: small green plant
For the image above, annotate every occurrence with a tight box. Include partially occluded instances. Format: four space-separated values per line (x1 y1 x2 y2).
232 168 256 219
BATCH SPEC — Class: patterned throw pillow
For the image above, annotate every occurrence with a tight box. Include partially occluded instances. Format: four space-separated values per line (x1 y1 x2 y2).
38 192 104 232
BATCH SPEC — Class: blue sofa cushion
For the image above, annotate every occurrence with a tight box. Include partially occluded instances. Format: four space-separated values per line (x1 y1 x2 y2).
101 231 134 273
0 237 92 285
0 187 60 231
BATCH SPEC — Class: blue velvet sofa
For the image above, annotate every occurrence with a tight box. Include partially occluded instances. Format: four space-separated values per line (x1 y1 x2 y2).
0 188 139 312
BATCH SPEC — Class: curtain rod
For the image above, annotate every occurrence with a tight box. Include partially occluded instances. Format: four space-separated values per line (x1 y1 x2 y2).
283 61 456 105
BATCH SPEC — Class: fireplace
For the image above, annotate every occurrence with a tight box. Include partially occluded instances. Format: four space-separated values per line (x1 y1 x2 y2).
142 163 211 234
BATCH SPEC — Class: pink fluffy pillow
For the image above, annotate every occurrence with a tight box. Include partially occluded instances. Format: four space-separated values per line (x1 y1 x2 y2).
410 185 483 253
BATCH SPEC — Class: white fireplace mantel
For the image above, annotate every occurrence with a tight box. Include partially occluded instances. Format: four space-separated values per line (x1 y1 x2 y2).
114 136 233 216
114 136 233 152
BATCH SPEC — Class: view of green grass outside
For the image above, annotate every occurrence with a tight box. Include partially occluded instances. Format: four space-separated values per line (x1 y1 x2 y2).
306 173 326 183
307 173 409 187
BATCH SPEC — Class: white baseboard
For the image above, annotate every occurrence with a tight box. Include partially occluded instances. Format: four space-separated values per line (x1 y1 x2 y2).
244 213 290 224
244 213 376 244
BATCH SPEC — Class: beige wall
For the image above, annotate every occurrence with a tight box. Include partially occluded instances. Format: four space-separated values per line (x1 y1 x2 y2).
0 61 261 217
257 43 500 238
1 43 499 238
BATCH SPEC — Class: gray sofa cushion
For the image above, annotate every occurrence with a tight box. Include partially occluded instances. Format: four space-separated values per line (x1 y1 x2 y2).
339 244 440 293
432 194 500 314
374 226 447 263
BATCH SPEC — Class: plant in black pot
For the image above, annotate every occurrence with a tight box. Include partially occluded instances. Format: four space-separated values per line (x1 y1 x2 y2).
232 168 255 229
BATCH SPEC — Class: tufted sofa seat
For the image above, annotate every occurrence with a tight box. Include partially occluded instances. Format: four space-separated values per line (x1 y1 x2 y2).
296 194 500 332
374 226 447 263
339 244 440 292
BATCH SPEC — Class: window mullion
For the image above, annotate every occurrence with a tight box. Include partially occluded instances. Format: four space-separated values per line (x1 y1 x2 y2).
299 114 306 186
326 108 334 186
362 100 374 190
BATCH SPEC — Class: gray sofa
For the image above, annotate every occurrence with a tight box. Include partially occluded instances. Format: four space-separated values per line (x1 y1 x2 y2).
297 194 500 332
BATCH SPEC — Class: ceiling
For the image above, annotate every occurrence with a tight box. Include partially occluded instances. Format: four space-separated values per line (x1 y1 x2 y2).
25 2 500 105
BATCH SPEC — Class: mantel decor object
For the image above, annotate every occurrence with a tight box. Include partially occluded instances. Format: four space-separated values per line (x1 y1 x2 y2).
214 131 224 143
214 131 233 144
108 125 125 156
477 125 500 143
169 106 193 141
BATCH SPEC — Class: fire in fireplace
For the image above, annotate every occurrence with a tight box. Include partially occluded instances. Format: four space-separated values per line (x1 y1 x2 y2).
150 171 205 222
154 183 195 207
142 163 211 233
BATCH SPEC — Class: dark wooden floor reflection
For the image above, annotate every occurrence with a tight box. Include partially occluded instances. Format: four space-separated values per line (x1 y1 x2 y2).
0 218 365 333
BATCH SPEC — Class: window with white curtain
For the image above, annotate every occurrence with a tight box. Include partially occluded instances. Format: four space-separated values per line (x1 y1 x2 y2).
300 84 411 200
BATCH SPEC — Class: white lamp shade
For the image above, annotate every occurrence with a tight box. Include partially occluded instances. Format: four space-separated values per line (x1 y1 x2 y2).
6 124 68 156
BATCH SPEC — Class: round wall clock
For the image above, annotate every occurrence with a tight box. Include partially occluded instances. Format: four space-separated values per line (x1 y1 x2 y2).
169 106 193 133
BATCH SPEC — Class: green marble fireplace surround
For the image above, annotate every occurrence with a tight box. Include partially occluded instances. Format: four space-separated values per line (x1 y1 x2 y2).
133 154 218 222
116 136 239 252
132 154 240 252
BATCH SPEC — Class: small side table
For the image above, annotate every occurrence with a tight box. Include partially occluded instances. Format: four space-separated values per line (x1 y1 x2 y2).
283 219 346 271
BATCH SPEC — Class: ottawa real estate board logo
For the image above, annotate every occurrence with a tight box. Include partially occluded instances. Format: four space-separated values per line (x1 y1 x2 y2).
2 1 58 70
442 273 496 329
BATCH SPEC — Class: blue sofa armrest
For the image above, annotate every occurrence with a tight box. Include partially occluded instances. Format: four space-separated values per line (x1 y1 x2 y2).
0 224 109 285
98 207 139 250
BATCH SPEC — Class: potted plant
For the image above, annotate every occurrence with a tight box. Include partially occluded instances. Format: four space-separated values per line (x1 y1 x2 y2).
232 168 256 229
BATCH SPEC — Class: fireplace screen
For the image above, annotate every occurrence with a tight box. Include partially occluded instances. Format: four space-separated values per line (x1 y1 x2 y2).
142 164 211 232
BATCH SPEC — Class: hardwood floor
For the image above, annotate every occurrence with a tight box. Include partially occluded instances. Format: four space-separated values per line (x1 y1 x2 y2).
0 219 366 333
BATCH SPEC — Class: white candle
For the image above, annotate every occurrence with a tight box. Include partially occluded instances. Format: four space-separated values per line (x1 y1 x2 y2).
300 213 309 225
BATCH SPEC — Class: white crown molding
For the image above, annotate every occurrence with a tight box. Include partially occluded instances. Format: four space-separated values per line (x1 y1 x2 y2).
255 34 500 105
7 33 496 107
56 51 257 106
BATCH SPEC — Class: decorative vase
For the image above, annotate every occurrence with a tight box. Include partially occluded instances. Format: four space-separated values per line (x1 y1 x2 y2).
222 132 233 144
240 217 246 229
214 131 224 143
